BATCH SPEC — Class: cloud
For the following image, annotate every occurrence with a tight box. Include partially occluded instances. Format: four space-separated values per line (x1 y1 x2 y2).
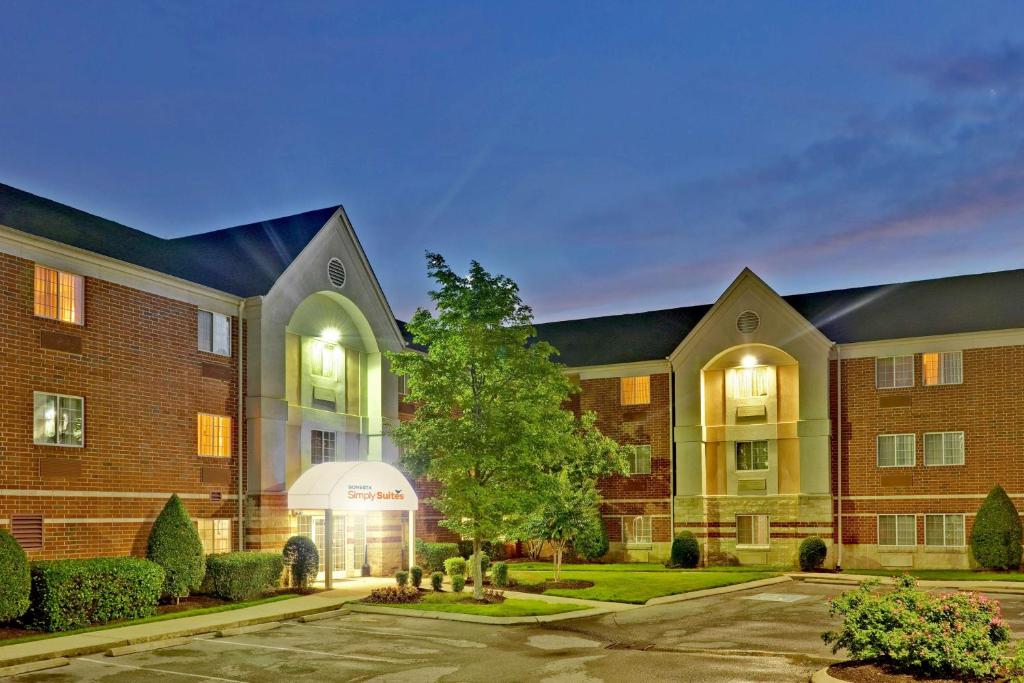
899 41 1024 92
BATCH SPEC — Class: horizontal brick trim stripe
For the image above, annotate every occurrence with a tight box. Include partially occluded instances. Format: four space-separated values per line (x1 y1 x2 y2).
0 489 238 500
841 494 1024 501
601 498 672 503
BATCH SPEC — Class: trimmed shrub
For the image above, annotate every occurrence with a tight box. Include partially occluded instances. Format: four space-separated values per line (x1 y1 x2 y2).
410 565 423 589
576 516 609 561
669 531 700 568
457 540 474 558
468 552 490 576
798 536 828 571
430 571 444 591
0 529 30 622
444 556 467 576
204 552 284 601
282 536 319 589
395 570 409 587
415 540 461 573
451 574 466 593
146 494 205 601
972 485 1023 570
25 558 164 632
824 575 1023 679
492 561 509 588
364 586 420 604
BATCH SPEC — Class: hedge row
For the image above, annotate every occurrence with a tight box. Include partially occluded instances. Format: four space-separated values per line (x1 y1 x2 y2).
202 552 284 601
25 557 165 632
415 540 461 573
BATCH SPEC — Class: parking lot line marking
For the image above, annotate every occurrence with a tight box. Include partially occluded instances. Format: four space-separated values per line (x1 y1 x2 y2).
291 622 487 648
195 637 408 663
79 657 247 682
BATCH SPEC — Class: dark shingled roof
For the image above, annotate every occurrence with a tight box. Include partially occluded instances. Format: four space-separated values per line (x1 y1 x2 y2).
0 182 339 297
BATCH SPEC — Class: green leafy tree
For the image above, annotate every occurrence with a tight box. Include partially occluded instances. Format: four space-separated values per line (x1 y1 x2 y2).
387 254 620 598
146 494 205 602
971 485 1023 570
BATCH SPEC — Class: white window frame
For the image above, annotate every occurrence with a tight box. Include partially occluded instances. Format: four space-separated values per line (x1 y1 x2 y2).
875 355 914 389
196 518 232 554
877 514 916 547
627 445 652 475
311 429 337 465
877 434 915 468
310 340 339 378
197 413 232 458
735 440 769 472
736 514 769 547
33 264 85 325
32 391 85 447
198 310 231 356
624 515 653 545
924 514 965 548
922 351 963 386
923 431 965 466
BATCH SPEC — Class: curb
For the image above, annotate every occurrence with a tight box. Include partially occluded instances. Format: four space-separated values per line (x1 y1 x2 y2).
789 573 1024 595
643 575 792 606
0 658 69 678
810 665 841 682
347 603 610 625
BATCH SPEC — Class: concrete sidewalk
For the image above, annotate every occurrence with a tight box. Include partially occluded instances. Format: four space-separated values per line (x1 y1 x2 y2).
790 572 1024 594
0 577 391 671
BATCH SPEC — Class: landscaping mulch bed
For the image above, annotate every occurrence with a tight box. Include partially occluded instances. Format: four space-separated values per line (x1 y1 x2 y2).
510 579 594 593
827 661 997 683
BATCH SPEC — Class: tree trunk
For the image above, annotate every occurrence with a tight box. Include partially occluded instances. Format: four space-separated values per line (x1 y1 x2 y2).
472 535 484 599
554 543 563 581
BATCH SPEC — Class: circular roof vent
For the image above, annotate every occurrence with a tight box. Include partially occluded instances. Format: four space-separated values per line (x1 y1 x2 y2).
327 258 347 288
736 310 760 334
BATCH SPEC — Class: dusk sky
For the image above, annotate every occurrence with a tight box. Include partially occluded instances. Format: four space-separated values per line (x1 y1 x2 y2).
3 2 1024 322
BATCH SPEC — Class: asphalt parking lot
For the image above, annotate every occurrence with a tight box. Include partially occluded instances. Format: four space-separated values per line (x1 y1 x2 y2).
13 581 1024 682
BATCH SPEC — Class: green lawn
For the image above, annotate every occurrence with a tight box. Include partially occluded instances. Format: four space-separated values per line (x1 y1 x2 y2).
383 591 588 617
850 569 1024 582
0 593 300 647
508 563 781 604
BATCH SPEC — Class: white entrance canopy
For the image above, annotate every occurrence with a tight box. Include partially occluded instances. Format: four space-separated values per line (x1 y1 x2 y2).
288 461 419 511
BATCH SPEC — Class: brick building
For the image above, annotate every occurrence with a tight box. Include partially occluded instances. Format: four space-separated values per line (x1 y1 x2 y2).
3 181 1023 571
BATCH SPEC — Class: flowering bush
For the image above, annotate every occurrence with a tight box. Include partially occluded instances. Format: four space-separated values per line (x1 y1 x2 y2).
823 575 1024 679
364 586 421 604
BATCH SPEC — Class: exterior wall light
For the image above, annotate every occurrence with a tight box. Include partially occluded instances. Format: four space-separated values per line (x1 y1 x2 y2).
741 354 758 368
321 327 341 344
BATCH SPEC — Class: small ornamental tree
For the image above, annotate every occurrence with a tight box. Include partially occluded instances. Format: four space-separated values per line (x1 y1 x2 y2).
283 536 319 589
0 529 30 622
972 485 1023 570
147 494 205 602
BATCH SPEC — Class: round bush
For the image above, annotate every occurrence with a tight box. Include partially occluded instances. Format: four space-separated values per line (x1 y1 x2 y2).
972 485 1023 570
444 556 467 576
395 570 409 587
451 574 466 593
0 529 30 622
146 494 205 600
410 565 423 589
430 571 444 591
670 531 700 568
798 537 828 571
492 561 509 588
283 536 319 589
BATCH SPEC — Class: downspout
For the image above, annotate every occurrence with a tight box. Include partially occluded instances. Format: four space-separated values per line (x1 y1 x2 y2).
667 361 675 545
835 342 843 570
237 299 246 552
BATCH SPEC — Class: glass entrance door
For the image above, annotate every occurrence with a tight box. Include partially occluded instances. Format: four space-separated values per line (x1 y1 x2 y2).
298 513 347 579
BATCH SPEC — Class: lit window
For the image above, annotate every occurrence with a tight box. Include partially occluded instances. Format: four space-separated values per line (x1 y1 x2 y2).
733 366 768 398
310 340 338 377
311 429 337 464
198 310 231 356
924 514 965 547
877 434 915 468
34 265 84 325
197 519 231 554
878 514 916 546
623 515 652 544
924 432 964 466
736 441 769 471
875 356 914 389
627 445 652 475
736 515 769 546
620 376 650 405
922 351 962 386
33 392 84 447
197 414 231 457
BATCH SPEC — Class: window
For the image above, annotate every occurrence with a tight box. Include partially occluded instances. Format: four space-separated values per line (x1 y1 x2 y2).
623 515 652 544
198 310 231 356
925 514 965 547
620 376 650 405
878 514 916 546
922 351 962 386
627 445 652 475
733 366 768 398
875 356 914 389
877 434 915 468
197 519 231 554
924 432 964 466
311 430 337 465
33 392 84 447
310 340 339 377
736 441 769 471
197 414 231 457
33 265 84 325
736 515 769 546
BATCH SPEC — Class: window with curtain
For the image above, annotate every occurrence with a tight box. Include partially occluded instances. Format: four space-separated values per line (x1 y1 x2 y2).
924 514 964 547
311 429 337 464
33 392 84 446
924 431 964 466
198 310 231 356
197 413 231 457
877 434 915 467
620 375 651 405
878 514 916 546
875 355 914 388
922 351 962 386
623 515 652 544
627 445 652 475
733 366 768 398
34 265 84 325
736 515 769 545
735 441 769 471
310 340 339 378
197 519 231 554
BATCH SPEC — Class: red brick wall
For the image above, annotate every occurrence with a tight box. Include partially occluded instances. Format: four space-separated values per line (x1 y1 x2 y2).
0 252 242 559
